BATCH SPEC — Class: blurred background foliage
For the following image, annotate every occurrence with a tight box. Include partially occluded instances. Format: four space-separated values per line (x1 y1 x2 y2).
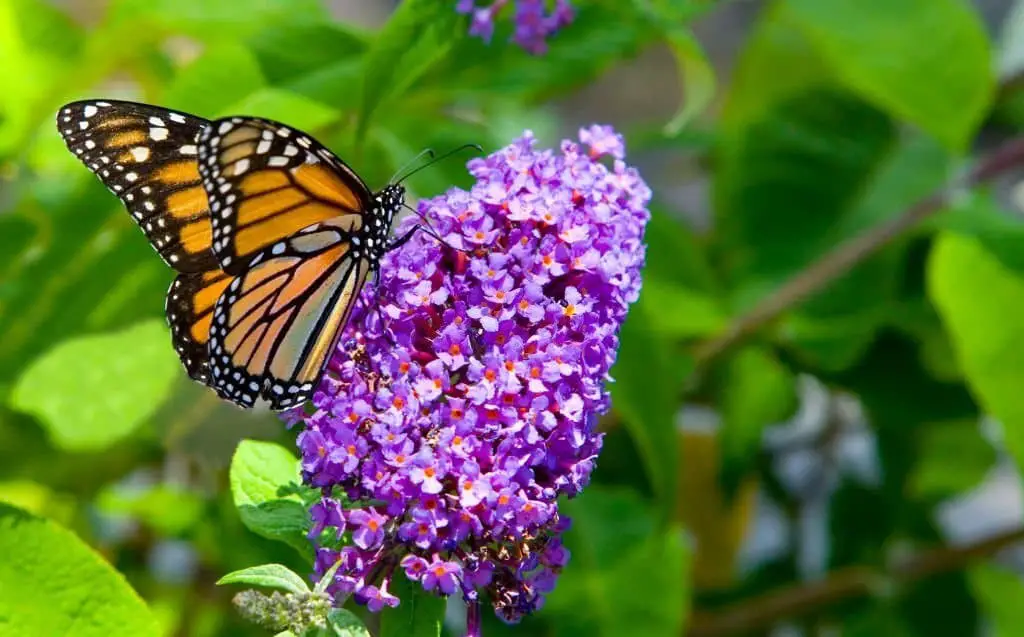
4 0 1024 635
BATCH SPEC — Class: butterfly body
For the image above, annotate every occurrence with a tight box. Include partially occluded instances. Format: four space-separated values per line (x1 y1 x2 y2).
57 100 406 411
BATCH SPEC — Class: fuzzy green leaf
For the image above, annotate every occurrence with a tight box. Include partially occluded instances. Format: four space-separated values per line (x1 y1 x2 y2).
10 320 180 450
0 503 160 636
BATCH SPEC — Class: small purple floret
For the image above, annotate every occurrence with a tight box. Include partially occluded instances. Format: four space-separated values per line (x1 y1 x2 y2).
457 0 575 54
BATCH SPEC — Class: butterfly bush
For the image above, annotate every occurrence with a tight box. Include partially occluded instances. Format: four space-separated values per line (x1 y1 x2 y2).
457 0 574 54
287 125 650 631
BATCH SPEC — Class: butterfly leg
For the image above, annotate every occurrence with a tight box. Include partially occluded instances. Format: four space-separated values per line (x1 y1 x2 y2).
367 268 399 348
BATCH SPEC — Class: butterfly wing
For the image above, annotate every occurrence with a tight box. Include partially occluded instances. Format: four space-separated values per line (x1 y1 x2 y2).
57 100 219 273
165 269 235 383
197 116 373 276
207 218 370 410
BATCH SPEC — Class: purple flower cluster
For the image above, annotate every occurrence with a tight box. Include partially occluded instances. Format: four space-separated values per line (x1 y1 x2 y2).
289 125 650 628
457 0 574 54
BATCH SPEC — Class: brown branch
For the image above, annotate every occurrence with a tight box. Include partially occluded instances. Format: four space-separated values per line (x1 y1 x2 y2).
687 526 1024 637
692 136 1024 367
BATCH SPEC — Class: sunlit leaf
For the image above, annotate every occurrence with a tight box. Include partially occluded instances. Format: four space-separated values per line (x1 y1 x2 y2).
782 0 994 149
546 487 690 636
10 320 179 451
0 503 160 636
229 439 314 562
217 563 310 595
928 232 1024 469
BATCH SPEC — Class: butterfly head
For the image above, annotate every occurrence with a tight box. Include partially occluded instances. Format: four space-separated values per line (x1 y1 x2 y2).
378 183 406 227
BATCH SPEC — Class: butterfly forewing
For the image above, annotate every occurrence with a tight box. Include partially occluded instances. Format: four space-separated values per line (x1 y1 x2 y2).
207 218 370 410
57 100 219 273
197 117 373 276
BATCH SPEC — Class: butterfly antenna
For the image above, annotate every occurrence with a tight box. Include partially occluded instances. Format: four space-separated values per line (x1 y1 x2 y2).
399 202 463 251
395 143 484 184
389 148 436 184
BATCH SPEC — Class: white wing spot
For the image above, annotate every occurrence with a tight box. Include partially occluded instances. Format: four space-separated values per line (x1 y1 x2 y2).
125 172 138 182
130 147 150 162
169 113 186 124
271 242 286 255
283 144 298 157
149 117 166 127
78 121 88 130
85 140 96 150
179 144 197 155
150 127 169 141
256 140 272 154
233 158 250 175
218 121 233 134
268 156 288 167
83 105 98 117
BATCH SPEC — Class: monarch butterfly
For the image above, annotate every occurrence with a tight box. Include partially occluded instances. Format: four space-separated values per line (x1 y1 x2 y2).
56 99 434 411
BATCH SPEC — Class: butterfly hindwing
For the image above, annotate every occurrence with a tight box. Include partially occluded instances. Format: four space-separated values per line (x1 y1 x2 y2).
57 100 219 273
207 217 371 410
165 269 235 383
197 116 373 276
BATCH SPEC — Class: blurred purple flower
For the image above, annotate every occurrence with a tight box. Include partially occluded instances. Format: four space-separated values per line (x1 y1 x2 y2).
290 124 650 626
457 0 575 54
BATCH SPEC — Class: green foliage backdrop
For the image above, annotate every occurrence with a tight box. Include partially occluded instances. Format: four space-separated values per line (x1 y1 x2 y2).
2 0 1024 635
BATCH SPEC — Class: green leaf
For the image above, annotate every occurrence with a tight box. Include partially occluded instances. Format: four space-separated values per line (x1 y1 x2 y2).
162 42 267 116
969 564 1024 637
217 563 310 595
0 0 84 157
928 233 1024 469
218 88 340 131
908 419 996 499
327 609 372 637
0 503 160 636
927 190 1024 276
358 0 462 141
229 439 314 561
379 571 445 637
719 347 797 495
781 0 994 150
0 179 169 384
545 487 690 636
106 0 329 42
663 30 716 135
10 319 180 451
609 299 689 519
96 483 205 536
248 20 368 85
718 6 957 368
641 279 727 339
